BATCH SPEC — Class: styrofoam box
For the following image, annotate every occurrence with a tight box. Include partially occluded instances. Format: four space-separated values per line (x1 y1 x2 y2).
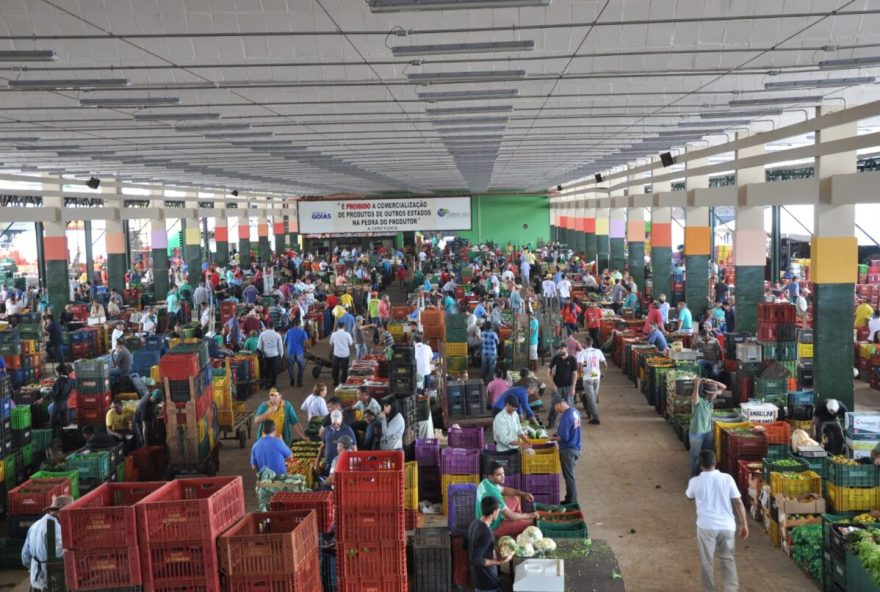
845 437 880 460
514 559 565 592
845 412 880 436
741 401 778 424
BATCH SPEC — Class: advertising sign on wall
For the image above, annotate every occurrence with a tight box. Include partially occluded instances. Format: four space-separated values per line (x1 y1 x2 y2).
297 197 471 236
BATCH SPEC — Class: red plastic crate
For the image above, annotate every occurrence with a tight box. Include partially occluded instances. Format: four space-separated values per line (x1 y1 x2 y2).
336 507 405 542
217 510 318 577
158 353 201 381
405 509 420 530
755 421 791 446
77 407 105 426
140 541 219 588
338 540 407 579
268 491 334 533
135 476 245 545
127 446 169 482
338 576 409 592
76 391 113 408
8 478 72 516
222 555 320 592
60 481 166 550
451 536 471 586
757 324 778 342
334 451 405 509
64 546 142 590
143 581 214 592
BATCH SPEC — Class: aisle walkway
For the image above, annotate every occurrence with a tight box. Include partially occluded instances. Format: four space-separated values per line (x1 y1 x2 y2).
574 367 815 592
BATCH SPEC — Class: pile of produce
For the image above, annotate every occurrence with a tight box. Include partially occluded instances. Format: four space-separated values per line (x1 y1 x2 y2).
830 455 862 466
255 467 309 510
790 524 823 581
775 473 813 481
497 527 557 558
772 459 804 468
522 420 549 440
849 528 880 585
854 513 878 526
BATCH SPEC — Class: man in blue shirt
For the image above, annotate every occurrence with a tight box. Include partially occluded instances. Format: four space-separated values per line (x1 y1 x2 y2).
339 307 356 335
250 420 292 475
285 318 309 387
645 322 669 354
473 299 488 320
480 323 500 384
551 394 582 504
677 301 694 333
491 384 537 420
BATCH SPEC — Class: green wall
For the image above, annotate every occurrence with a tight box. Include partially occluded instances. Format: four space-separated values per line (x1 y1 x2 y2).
457 194 549 247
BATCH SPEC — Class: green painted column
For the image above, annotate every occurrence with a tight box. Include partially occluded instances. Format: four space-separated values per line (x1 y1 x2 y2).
289 232 299 250
685 146 711 314
627 206 646 292
651 206 673 301
184 225 202 286
258 218 271 263
574 200 587 255
274 219 287 254
609 208 626 274
239 218 251 267
105 216 126 296
734 135 767 335
395 232 404 250
39 177 69 314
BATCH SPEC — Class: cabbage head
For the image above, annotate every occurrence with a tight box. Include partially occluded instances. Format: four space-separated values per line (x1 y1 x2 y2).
534 538 557 553
517 525 544 547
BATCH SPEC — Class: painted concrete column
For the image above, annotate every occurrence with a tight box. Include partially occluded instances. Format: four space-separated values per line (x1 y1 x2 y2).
812 106 858 409
149 185 169 300
595 206 610 272
584 201 597 270
105 182 126 296
685 146 711 312
627 206 646 293
214 210 229 268
561 205 571 247
239 215 252 267
609 207 626 274
41 176 69 314
183 192 202 286
734 133 766 335
651 160 673 303
257 210 271 264
574 198 587 256
273 216 287 254
288 201 300 251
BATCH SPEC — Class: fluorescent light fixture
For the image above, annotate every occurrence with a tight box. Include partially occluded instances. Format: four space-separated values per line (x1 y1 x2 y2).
0 137 39 143
0 50 58 62
438 126 507 133
134 112 221 121
678 120 749 127
408 70 526 83
80 97 181 107
819 56 880 69
728 96 823 107
394 40 534 58
56 150 117 157
229 140 292 146
418 89 519 102
426 105 514 115
204 131 274 139
657 129 724 136
764 77 875 90
8 78 131 90
175 123 251 131
370 0 549 11
700 109 783 119
431 116 510 125
19 144 81 151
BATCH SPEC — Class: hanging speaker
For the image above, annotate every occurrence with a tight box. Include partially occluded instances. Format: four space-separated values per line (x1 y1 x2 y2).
594 173 603 183
660 152 674 167
556 184 563 191
86 176 100 189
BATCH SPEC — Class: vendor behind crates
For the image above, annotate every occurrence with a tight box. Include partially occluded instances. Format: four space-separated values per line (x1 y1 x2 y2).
812 399 848 455
475 461 539 538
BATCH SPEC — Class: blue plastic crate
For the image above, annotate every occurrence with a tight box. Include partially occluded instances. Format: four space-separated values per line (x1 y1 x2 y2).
788 390 815 407
447 483 477 537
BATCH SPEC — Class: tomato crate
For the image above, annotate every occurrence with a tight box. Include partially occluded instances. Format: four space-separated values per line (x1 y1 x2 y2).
60 482 166 550
140 541 220 588
221 555 320 592
338 575 409 592
8 478 72 516
828 459 880 488
268 491 335 533
414 438 440 467
336 507 405 542
440 448 480 476
338 539 407 580
826 483 880 512
65 449 113 482
754 421 791 446
522 444 561 475
446 426 483 450
334 451 405 509
135 476 245 545
158 352 201 381
218 510 318 576
447 483 477 537
64 545 142 590
769 470 822 497
144 580 215 592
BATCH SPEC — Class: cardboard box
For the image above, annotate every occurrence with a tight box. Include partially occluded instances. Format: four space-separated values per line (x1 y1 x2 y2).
742 401 778 424
775 492 827 517
845 412 880 436
846 436 880 460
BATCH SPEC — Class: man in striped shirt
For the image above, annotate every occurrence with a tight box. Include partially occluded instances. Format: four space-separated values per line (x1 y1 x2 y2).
694 328 724 380
480 322 500 384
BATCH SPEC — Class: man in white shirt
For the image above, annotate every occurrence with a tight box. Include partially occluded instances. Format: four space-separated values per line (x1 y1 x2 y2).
329 322 353 387
685 449 748 592
413 335 434 391
110 322 125 350
257 326 284 390
575 335 607 425
541 274 557 307
557 275 572 304
869 310 880 342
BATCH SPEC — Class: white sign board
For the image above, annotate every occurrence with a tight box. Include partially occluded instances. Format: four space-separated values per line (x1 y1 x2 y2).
297 197 471 235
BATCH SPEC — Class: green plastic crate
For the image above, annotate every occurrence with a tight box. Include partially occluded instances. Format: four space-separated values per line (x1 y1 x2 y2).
446 356 468 373
536 519 589 539
64 450 112 482
32 469 80 499
11 406 31 430
22 443 33 469
116 461 126 482
4 456 15 490
31 429 53 452
762 455 809 483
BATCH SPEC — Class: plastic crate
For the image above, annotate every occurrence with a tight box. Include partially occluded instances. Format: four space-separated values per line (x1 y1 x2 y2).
169 341 210 369
268 491 335 534
65 449 113 482
338 540 407 579
7 514 39 538
755 421 791 446
414 527 451 592
537 519 589 539
415 439 440 467
217 510 318 576
8 478 72 516
828 459 880 488
222 556 320 592
64 545 142 590
32 470 80 499
446 426 484 450
522 474 561 511
338 575 409 592
135 476 245 545
140 540 220 589
447 483 477 537
73 358 111 380
440 448 480 476
60 482 165 550
336 506 405 542
522 444 561 475
769 470 822 497
31 428 52 452
334 451 405 510
481 448 522 477
158 352 201 381
762 456 809 483
445 342 467 357
440 474 480 515
10 405 30 430
405 461 419 510
826 483 880 512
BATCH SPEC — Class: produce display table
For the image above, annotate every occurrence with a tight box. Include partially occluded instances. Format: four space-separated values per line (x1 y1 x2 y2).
506 539 626 592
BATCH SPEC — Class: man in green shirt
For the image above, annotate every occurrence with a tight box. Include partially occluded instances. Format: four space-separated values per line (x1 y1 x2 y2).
475 462 540 537
688 377 726 477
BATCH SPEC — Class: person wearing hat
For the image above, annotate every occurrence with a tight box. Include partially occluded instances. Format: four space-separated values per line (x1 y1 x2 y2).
541 273 557 307
688 377 727 477
317 409 356 476
550 394 582 504
21 494 75 590
250 419 292 475
255 388 306 444
812 399 848 455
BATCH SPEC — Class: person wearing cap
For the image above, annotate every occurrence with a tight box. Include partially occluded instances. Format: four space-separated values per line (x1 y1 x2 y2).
250 419 292 475
812 398 848 455
551 394 582 504
21 493 75 590
317 409 356 475
688 377 727 477
367 291 381 324
541 273 557 307
255 388 306 444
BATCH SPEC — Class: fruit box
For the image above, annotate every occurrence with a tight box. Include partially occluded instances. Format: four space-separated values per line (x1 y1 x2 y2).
775 492 826 517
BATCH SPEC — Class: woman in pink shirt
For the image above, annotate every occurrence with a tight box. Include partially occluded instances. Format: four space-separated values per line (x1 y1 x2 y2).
486 368 510 406
378 295 391 327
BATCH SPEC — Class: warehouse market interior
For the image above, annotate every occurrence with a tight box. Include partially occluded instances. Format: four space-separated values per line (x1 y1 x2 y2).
4 1 880 592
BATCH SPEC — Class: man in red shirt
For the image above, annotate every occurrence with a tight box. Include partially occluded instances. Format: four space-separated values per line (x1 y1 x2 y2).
561 300 581 334
642 300 665 334
585 301 603 349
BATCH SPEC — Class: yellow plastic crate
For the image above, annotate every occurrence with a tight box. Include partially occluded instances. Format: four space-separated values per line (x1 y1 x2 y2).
217 410 235 431
826 483 880 512
787 419 812 432
713 420 752 459
767 517 781 547
441 474 479 515
769 470 821 497
797 343 813 359
445 342 468 357
405 461 419 510
213 377 232 411
522 446 561 475
150 365 160 383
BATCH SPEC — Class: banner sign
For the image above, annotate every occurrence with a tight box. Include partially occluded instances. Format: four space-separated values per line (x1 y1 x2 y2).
297 196 471 235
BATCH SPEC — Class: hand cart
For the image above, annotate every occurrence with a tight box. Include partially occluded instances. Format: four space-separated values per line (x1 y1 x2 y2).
219 409 254 449
169 444 220 478
305 351 334 378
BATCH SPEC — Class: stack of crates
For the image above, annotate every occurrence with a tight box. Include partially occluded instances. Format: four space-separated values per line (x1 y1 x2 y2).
826 452 880 512
335 450 408 591
787 389 815 422
11 405 32 476
421 308 445 342
136 476 246 591
446 379 488 419
0 329 25 388
398 393 418 448
269 490 336 592
212 358 235 431
7 477 72 540
416 438 441 503
230 352 259 400
390 344 416 394
65 443 122 494
521 442 562 512
74 357 113 427
60 482 164 591
405 460 419 530
446 313 469 373
797 328 814 389
132 348 162 379
844 412 880 465
414 526 451 592
720 427 769 474
218 509 320 592
159 349 217 468
734 341 762 404
439 447 480 516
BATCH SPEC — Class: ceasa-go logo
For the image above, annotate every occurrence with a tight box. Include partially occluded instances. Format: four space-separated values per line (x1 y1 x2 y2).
437 208 467 219
311 211 332 220
437 208 449 217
